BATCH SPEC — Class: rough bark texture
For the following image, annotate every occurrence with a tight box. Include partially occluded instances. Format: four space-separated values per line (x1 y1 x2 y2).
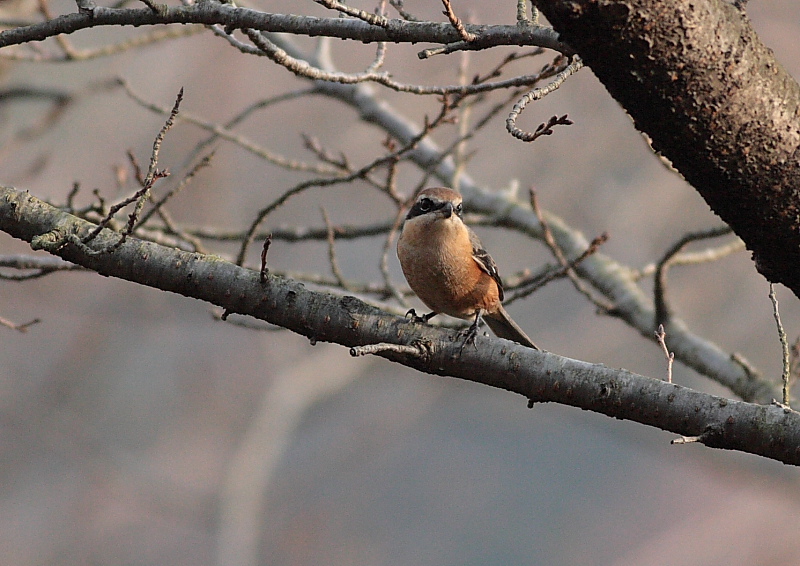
534 0 800 297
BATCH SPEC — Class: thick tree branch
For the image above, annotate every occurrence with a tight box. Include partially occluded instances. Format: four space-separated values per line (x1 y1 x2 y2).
533 0 800 298
2 185 799 465
0 4 569 53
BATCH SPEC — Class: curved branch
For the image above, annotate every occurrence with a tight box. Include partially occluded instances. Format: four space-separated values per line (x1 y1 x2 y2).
2 185 798 465
533 0 800 298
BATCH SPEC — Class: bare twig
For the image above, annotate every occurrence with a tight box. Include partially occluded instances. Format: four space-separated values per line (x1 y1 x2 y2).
256 235 271 286
440 0 475 42
119 78 338 175
0 87 72 144
139 0 166 16
0 254 85 281
240 27 552 96
516 0 538 26
188 220 395 244
0 26 203 62
632 238 744 281
81 89 182 254
529 189 612 310
0 314 40 332
379 205 411 305
137 150 215 227
365 1 389 73
388 0 420 21
302 134 350 172
770 284 792 406
321 207 350 290
313 0 391 28
655 324 675 383
654 226 733 327
506 233 607 303
450 47 473 192
506 57 583 142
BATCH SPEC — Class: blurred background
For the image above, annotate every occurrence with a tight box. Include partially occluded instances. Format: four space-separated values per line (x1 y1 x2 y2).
3 1 800 565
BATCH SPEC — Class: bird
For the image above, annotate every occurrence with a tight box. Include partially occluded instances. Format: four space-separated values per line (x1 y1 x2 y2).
396 187 538 350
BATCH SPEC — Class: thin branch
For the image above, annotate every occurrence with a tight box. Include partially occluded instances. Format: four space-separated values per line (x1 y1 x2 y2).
671 434 702 445
654 226 733 328
440 0 475 42
0 25 203 61
321 207 350 291
388 0 420 22
313 0 391 28
506 57 583 142
379 205 411 306
186 220 395 244
516 0 539 26
107 90 178 238
118 77 339 175
529 189 612 310
632 238 744 280
770 284 792 406
0 254 85 280
0 87 72 142
0 314 40 332
137 150 215 227
240 27 556 96
655 324 675 383
259 234 272 284
505 232 607 303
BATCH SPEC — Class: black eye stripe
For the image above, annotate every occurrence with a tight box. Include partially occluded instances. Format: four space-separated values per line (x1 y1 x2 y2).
405 197 463 220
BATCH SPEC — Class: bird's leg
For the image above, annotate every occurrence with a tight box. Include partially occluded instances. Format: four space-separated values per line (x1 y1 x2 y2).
405 309 438 324
458 310 484 354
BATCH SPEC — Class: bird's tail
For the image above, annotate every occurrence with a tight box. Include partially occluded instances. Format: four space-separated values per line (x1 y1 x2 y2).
484 305 539 350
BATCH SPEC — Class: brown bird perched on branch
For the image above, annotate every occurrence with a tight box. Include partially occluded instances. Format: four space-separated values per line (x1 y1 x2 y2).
397 187 538 350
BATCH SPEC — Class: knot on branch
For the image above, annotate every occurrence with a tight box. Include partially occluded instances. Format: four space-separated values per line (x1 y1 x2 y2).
140 0 169 17
30 227 69 252
351 339 432 362
76 0 97 16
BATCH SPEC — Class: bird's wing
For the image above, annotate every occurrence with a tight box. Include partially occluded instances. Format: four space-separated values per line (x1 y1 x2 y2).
469 228 504 302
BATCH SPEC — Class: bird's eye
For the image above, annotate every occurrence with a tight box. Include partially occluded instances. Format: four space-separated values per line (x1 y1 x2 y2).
418 197 433 212
455 203 463 215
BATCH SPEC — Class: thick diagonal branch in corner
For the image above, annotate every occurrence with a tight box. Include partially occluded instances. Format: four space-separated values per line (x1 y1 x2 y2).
533 0 800 298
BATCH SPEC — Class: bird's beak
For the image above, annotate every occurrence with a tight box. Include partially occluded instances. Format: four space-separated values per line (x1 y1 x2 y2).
440 202 454 219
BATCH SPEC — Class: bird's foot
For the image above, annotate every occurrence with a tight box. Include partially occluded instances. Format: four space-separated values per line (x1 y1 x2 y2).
405 309 437 324
457 313 484 355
